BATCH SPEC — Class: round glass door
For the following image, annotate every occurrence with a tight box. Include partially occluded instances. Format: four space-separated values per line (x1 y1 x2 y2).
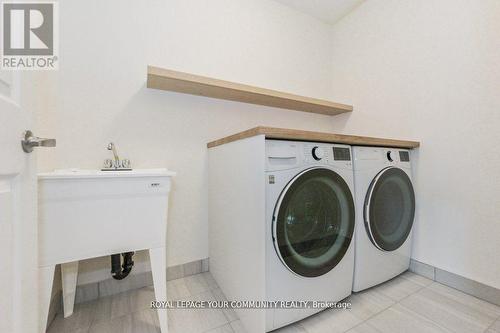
364 167 415 251
273 168 355 278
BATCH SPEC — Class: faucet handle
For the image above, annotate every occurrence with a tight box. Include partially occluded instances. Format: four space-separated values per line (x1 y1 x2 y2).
103 159 114 169
122 159 131 169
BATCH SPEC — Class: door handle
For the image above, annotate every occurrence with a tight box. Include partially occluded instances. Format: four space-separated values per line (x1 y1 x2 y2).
21 130 57 153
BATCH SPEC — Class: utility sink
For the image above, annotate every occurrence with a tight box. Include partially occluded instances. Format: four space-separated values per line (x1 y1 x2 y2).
38 168 175 333
38 168 175 265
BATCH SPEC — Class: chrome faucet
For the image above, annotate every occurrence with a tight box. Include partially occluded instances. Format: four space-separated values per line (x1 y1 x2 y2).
103 142 131 170
107 142 120 165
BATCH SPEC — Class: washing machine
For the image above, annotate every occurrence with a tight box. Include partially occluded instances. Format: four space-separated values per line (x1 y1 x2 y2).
265 140 355 331
352 146 416 292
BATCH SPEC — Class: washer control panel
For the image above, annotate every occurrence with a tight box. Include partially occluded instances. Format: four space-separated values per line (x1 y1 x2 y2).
304 143 330 164
303 143 352 166
266 140 353 171
333 147 351 161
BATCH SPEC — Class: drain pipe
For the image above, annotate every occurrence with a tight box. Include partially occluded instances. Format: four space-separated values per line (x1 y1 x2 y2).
111 252 135 280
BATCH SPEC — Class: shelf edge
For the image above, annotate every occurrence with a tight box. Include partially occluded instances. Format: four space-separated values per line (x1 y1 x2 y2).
147 66 353 115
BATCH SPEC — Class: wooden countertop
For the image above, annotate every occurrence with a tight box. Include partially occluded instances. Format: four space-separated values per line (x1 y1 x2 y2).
207 127 420 149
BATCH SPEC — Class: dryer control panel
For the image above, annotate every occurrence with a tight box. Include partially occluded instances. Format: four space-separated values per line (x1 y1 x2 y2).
353 146 412 171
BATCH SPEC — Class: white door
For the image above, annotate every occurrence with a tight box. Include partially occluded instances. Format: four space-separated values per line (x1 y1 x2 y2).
0 71 52 333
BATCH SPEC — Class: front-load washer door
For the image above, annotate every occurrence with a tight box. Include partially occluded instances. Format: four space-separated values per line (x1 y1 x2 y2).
273 167 355 278
364 167 415 252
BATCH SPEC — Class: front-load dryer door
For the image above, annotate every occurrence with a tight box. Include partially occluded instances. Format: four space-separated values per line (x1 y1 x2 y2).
273 167 355 278
365 167 415 252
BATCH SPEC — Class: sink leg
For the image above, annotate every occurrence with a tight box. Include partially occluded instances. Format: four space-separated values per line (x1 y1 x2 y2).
61 261 79 318
150 247 168 333
39 265 55 333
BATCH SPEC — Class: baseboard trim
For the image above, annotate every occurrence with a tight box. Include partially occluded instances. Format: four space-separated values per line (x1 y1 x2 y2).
409 259 500 306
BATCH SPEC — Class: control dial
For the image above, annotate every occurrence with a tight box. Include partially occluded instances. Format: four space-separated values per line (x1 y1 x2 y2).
312 146 324 161
386 151 393 162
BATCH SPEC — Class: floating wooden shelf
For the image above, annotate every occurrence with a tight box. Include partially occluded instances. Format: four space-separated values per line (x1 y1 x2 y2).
207 127 420 149
147 66 353 116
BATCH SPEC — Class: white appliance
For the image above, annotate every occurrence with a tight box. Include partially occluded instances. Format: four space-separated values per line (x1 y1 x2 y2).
38 169 175 333
265 140 356 330
209 138 355 332
352 147 415 292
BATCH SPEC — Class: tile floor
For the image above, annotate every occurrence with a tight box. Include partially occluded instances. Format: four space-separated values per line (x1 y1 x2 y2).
47 271 500 333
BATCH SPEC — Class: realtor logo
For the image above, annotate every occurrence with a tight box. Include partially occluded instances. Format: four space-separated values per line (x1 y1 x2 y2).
1 1 58 70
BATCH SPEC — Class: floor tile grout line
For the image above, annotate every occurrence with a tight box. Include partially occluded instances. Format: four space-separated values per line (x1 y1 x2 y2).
88 310 130 330
207 288 234 324
374 277 426 305
388 282 459 332
398 271 434 287
315 287 396 333
344 301 390 333
175 285 221 301
395 301 456 333
85 286 167 329
362 281 456 333
345 319 383 333
201 322 235 333
401 280 500 333
335 275 428 332
393 283 426 305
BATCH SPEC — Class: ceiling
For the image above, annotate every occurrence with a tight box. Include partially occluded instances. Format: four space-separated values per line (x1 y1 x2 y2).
274 0 365 25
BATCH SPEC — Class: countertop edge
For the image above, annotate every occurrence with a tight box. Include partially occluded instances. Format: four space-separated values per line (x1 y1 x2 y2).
207 126 420 149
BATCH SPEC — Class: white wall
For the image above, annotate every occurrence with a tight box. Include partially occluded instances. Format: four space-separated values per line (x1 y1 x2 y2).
329 0 500 288
35 0 342 284
38 0 500 291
